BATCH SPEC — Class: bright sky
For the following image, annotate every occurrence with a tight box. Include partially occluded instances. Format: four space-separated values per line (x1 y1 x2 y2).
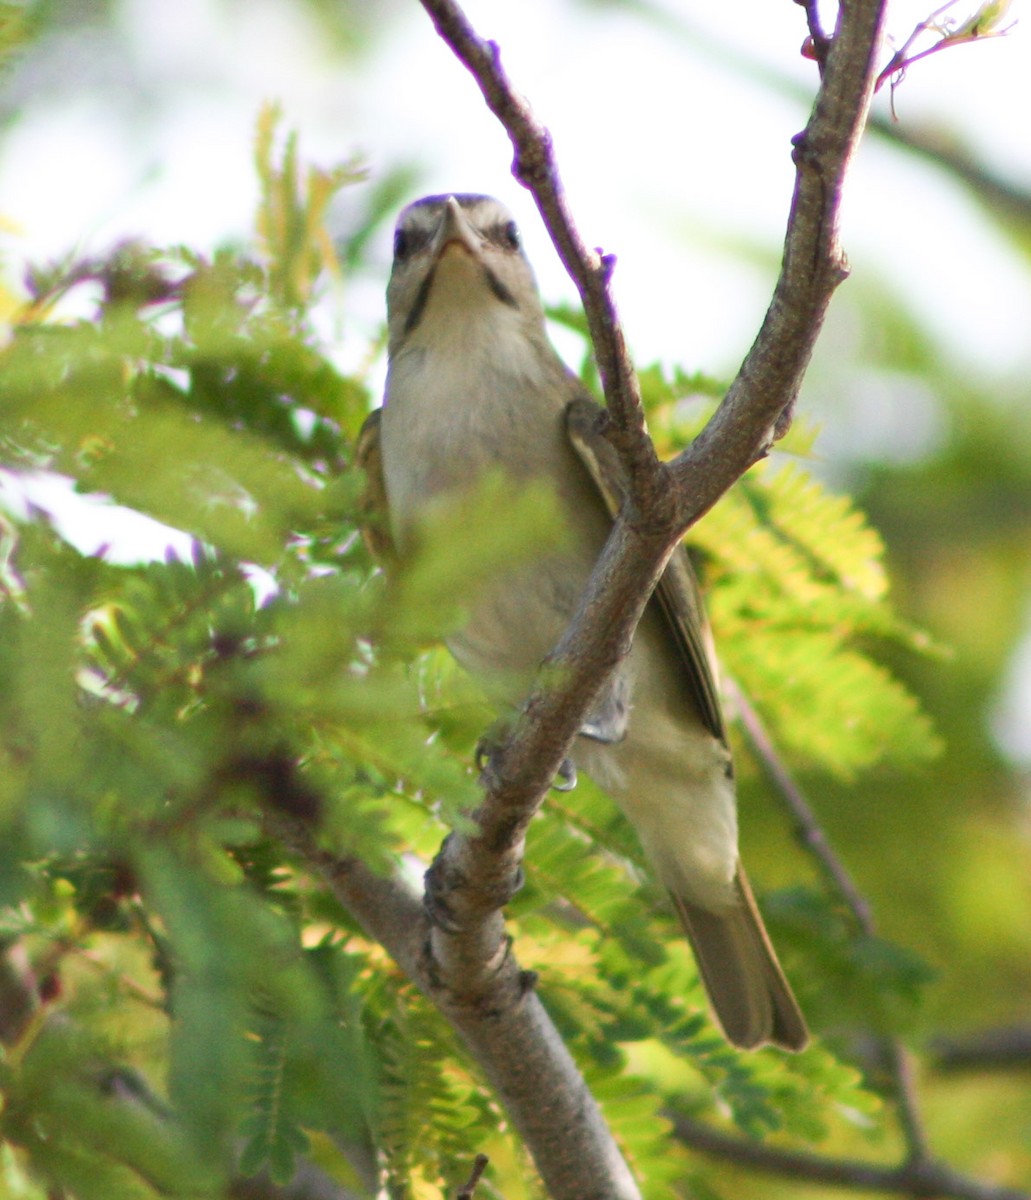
2 0 1030 750
2 0 1028 379
4 0 1027 519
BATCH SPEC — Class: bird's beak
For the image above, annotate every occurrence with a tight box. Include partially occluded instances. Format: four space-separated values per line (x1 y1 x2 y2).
431 196 482 262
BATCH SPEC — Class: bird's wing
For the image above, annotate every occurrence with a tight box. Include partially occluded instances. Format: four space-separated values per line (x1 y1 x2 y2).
565 394 726 742
355 408 398 566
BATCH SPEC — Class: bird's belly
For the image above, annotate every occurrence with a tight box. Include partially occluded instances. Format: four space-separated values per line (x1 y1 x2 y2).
573 612 740 907
446 553 589 701
380 358 609 696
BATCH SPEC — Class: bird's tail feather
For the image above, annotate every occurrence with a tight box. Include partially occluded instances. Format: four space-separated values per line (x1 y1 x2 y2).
670 866 808 1052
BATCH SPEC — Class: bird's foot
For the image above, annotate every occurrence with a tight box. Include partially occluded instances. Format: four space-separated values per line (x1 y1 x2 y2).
553 757 577 791
475 725 577 794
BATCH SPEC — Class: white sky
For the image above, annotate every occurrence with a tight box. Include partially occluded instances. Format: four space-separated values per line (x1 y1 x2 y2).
3 0 1028 526
2 0 1028 380
3 0 1031 754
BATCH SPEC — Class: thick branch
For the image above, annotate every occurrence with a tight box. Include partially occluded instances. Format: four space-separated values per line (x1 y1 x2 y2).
270 814 641 1200
672 1114 1031 1200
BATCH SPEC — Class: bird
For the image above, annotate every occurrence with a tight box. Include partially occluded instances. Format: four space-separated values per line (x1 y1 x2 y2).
357 193 808 1052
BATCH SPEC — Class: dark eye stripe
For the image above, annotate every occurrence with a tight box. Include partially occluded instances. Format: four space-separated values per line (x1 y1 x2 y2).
394 225 431 262
481 220 520 251
403 265 436 336
484 268 518 308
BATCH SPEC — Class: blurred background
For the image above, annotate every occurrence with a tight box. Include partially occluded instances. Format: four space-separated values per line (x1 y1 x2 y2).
2 0 1030 1184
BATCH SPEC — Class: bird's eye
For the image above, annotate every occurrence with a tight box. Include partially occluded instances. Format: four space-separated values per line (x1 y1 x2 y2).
393 228 411 261
502 220 521 251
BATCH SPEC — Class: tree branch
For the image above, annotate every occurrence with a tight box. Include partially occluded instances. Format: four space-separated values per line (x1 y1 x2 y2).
671 1112 1031 1200
269 813 642 1200
669 0 886 522
931 1025 1031 1073
728 680 875 932
727 679 935 1165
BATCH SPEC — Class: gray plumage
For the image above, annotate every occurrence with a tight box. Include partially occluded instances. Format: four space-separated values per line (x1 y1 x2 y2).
360 194 808 1052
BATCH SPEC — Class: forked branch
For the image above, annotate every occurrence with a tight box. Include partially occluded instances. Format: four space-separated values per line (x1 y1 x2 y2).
330 1 893 1197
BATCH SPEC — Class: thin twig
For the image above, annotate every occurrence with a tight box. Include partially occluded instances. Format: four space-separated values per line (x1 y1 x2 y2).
456 1154 489 1200
672 1113 1030 1200
931 1025 1031 1073
728 679 874 933
877 0 965 86
727 682 932 1163
801 0 833 73
885 1038 932 1165
877 1 1017 116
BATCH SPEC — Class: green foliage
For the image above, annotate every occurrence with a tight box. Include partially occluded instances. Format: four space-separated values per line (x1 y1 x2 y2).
632 361 944 782
238 944 374 1185
0 113 969 1200
371 984 497 1195
254 102 365 313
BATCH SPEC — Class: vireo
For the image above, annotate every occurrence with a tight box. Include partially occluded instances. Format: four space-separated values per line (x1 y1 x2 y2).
358 194 808 1051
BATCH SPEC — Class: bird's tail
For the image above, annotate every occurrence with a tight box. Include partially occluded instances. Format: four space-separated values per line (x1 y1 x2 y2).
670 866 808 1052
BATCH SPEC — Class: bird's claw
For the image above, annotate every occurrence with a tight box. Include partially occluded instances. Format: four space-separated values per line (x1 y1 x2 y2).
476 728 577 793
474 734 496 774
553 757 577 792
423 839 464 933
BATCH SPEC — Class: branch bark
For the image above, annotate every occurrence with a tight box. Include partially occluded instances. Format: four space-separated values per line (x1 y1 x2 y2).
271 815 641 1200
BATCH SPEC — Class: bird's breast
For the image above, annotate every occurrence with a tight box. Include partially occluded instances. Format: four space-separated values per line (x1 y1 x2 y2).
381 339 567 536
380 340 606 693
